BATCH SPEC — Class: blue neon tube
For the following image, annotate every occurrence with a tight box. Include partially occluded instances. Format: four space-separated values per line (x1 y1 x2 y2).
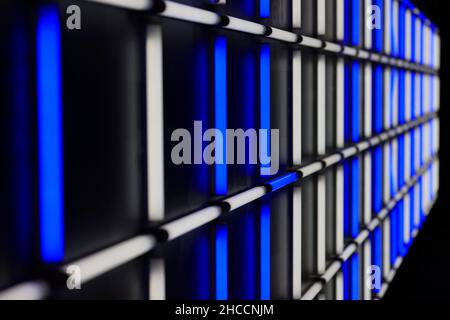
260 0 270 18
260 44 271 176
37 4 64 263
214 37 228 195
260 203 270 300
216 224 228 300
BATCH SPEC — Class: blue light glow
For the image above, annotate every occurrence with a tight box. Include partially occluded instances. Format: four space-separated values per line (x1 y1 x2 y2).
215 224 228 300
260 203 270 300
214 37 228 195
372 227 382 294
37 4 64 263
260 44 271 176
268 173 298 192
259 0 270 18
372 0 383 52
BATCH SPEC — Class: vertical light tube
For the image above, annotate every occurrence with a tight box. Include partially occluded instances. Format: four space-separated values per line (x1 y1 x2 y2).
215 225 228 300
260 0 270 19
214 37 228 195
260 44 271 176
292 49 302 299
259 40 271 299
146 24 165 222
146 25 166 299
260 204 270 300
37 4 64 263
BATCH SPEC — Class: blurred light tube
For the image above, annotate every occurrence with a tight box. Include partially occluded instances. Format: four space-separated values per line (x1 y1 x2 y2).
225 17 265 35
162 206 222 240
84 0 153 10
64 235 156 283
162 1 221 25
215 225 228 300
37 4 64 263
214 37 228 195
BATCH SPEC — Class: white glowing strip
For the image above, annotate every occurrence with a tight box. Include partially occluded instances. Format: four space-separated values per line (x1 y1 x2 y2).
414 128 420 172
384 68 391 129
317 55 326 155
269 28 298 43
317 175 326 274
424 25 430 66
341 146 358 158
164 207 220 241
385 0 392 54
393 0 399 54
146 25 165 221
342 46 357 56
161 1 221 25
225 17 265 35
224 186 267 211
435 77 440 111
335 271 344 300
363 240 372 300
383 144 390 203
300 35 323 48
339 243 357 261
301 282 323 300
317 0 326 35
336 58 345 148
322 261 342 283
323 42 341 53
365 63 372 138
355 229 370 245
84 0 153 10
364 0 372 49
435 34 441 69
292 187 302 299
336 0 345 41
293 51 302 165
0 281 49 300
415 18 421 63
364 153 372 225
405 71 411 121
322 154 341 167
292 0 302 29
415 73 421 118
336 166 344 253
64 235 156 283
358 50 370 59
367 218 379 232
383 218 391 278
404 192 410 244
299 162 323 178
405 132 411 181
149 259 165 300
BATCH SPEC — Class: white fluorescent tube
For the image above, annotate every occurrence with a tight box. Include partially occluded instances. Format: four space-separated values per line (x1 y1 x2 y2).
63 235 156 284
162 206 222 240
301 282 323 301
84 0 153 10
340 146 358 159
225 17 265 35
224 186 267 212
268 28 298 43
342 46 357 56
323 42 341 53
322 154 341 167
299 161 323 178
161 1 221 25
300 36 323 48
0 281 49 300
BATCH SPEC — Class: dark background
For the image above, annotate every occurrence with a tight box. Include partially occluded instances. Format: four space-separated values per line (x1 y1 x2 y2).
385 0 450 299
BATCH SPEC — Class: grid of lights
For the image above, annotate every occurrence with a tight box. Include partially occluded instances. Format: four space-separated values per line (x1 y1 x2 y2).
0 0 440 300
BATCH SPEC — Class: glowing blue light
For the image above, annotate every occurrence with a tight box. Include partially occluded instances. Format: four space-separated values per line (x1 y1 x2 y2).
372 0 383 52
37 4 64 263
372 227 382 294
215 224 228 300
260 0 270 18
214 37 228 195
260 44 271 176
260 203 270 300
269 173 298 192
